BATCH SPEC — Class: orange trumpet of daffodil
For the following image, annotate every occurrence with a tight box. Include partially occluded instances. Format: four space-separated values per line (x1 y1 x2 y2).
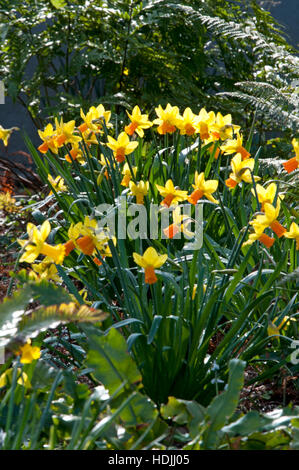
133 247 167 284
156 179 188 207
107 132 138 163
188 171 219 205
283 138 299 174
18 221 65 264
242 225 275 249
124 105 153 137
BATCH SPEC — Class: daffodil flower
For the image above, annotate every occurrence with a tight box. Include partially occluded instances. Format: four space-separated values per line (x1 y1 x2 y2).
18 340 41 364
54 117 82 147
78 104 112 134
121 162 137 187
225 154 260 189
124 105 153 137
48 174 67 196
153 103 181 135
133 247 167 284
195 108 215 140
107 132 138 163
188 171 219 205
156 179 188 207
251 199 286 238
0 125 19 146
38 123 59 154
129 180 149 204
176 107 199 136
210 112 240 141
163 206 193 239
242 225 275 249
251 183 284 210
18 221 65 264
220 133 250 160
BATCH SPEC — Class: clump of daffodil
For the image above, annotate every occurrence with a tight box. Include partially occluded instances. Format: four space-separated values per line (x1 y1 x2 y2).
188 172 219 205
283 222 299 250
210 112 240 141
78 104 112 134
18 221 65 265
48 174 67 196
107 131 138 163
0 191 18 213
283 138 299 174
225 154 260 189
220 133 250 160
163 206 193 239
121 162 137 187
18 340 41 364
176 107 200 136
153 103 181 134
0 125 19 146
195 108 215 140
252 183 284 211
129 180 149 204
133 247 167 284
124 105 153 137
156 179 188 207
251 199 286 239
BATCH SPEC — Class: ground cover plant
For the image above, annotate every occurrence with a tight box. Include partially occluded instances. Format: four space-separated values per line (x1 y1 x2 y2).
0 99 298 449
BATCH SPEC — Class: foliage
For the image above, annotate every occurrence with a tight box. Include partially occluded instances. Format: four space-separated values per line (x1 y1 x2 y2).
0 0 298 134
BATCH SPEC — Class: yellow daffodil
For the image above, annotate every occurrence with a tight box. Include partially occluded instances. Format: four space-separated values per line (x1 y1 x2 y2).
18 340 41 364
78 104 112 134
156 179 188 207
64 216 115 259
225 154 260 189
48 174 67 195
283 222 299 250
153 103 181 135
210 112 240 141
133 247 167 284
121 162 137 187
129 180 149 204
124 105 153 137
220 133 250 160
0 125 19 146
18 221 65 264
188 171 219 205
195 108 215 140
242 224 275 249
251 199 286 238
54 117 81 147
283 138 299 174
65 142 84 164
176 107 199 136
38 123 59 154
107 132 138 163
163 206 193 239
251 183 284 210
